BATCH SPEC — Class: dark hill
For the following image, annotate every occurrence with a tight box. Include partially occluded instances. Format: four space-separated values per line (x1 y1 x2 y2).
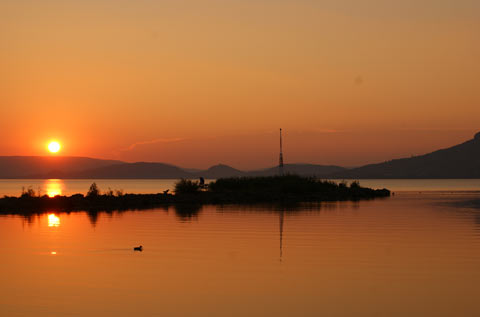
0 156 123 178
68 162 193 179
196 164 245 178
249 164 346 177
70 163 343 179
330 132 480 179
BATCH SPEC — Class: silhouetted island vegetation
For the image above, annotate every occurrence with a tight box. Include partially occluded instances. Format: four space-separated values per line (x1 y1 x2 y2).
0 175 390 215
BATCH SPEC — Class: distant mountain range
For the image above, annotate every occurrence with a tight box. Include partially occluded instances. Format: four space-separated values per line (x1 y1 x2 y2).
0 157 346 179
330 132 480 179
1 132 479 179
0 156 122 178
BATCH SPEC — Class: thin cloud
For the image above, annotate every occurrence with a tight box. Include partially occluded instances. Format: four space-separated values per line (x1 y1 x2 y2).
291 128 345 134
121 137 186 151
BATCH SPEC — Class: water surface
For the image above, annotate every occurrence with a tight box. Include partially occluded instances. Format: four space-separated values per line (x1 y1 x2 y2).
0 179 179 197
2 191 480 316
1 178 479 197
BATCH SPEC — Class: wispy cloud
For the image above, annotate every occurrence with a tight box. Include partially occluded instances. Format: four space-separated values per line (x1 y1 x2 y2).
120 137 186 151
285 128 345 134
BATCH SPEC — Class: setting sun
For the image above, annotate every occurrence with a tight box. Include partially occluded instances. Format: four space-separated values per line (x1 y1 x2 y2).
47 141 61 153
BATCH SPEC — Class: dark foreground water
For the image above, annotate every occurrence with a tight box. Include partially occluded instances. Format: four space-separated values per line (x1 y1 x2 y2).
2 190 480 316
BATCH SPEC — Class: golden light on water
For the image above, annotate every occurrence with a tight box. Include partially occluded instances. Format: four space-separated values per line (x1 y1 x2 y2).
51 251 57 255
46 179 63 197
48 214 60 227
47 189 61 198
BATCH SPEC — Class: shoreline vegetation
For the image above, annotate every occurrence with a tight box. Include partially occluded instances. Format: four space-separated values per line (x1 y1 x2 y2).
0 175 390 214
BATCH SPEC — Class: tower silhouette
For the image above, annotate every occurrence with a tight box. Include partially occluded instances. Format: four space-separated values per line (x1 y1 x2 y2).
279 128 284 175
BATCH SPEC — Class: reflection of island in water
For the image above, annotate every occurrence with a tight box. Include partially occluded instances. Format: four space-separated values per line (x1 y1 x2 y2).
16 203 319 263
83 204 203 227
279 209 284 261
16 200 349 229
24 199 480 265
22 206 289 260
18 204 204 227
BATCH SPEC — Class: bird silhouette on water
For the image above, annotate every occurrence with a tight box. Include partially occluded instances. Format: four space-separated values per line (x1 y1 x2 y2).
133 245 143 252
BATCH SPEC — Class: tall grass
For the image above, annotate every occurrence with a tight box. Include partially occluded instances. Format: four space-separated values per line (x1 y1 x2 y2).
174 179 202 194
204 174 388 202
208 174 355 194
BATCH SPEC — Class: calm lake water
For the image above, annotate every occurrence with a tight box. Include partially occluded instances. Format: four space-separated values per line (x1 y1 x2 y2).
1 178 480 197
1 180 480 316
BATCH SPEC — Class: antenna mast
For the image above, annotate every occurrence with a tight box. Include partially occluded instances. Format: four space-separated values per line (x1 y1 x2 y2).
279 128 284 175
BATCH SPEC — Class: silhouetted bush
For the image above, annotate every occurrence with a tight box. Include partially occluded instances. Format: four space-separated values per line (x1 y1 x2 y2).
87 183 100 197
350 181 360 189
209 174 338 195
207 175 390 202
174 179 201 194
21 187 36 198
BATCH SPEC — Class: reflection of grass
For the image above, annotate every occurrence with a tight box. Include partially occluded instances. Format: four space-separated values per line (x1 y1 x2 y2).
0 191 175 214
0 176 390 214
174 204 202 221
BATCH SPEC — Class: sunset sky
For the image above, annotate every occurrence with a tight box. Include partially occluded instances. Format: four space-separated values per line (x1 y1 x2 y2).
1 0 479 169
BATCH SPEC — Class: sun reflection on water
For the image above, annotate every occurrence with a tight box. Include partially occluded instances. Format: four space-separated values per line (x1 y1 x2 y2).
45 179 63 197
48 214 60 227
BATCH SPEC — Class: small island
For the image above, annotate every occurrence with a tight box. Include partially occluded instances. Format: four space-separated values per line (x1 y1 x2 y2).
0 175 390 214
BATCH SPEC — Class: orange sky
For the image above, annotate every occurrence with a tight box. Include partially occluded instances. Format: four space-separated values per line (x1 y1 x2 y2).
1 0 479 169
